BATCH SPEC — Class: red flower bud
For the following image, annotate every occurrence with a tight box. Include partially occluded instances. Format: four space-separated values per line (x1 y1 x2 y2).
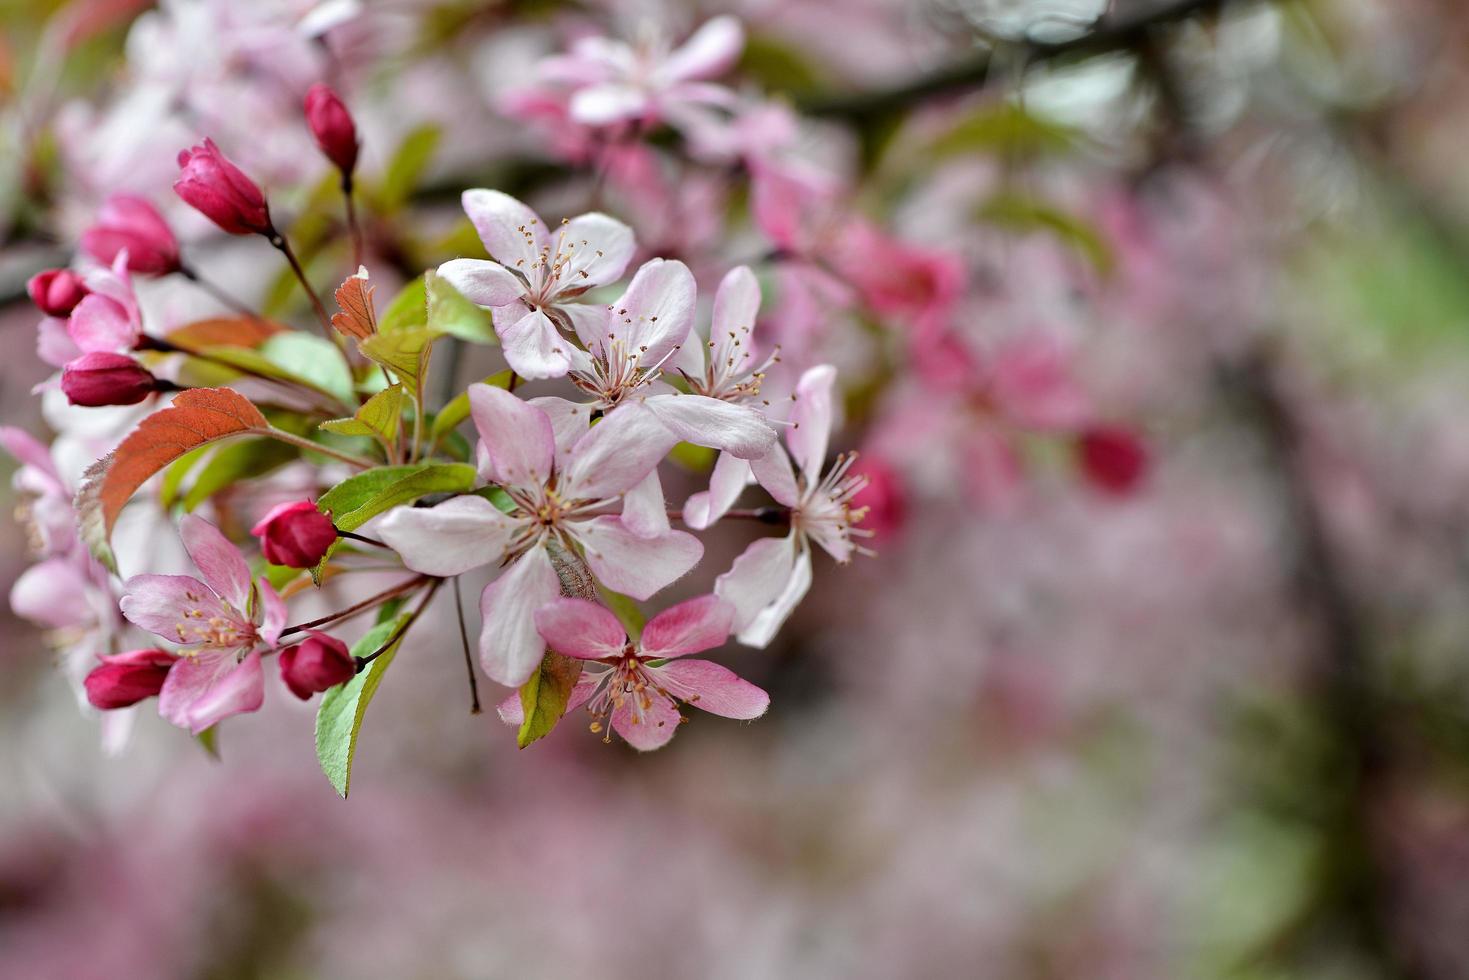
84 649 176 709
278 631 356 699
173 138 272 236
26 269 90 317
304 83 360 177
60 352 158 407
251 500 338 568
1077 425 1149 496
80 194 181 276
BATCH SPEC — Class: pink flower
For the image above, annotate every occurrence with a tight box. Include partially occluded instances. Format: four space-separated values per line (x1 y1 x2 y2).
278 631 355 699
715 365 872 646
27 269 89 317
173 138 272 236
250 500 338 568
498 594 767 750
80 195 181 276
119 515 287 733
60 352 158 407
376 383 701 686
547 17 743 129
564 260 778 460
436 189 634 379
83 649 177 710
62 251 144 361
303 83 359 176
831 221 965 332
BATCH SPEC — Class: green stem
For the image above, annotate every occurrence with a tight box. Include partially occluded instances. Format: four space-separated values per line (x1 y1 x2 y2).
264 428 376 469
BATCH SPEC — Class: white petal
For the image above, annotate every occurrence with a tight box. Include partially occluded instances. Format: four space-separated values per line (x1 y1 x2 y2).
570 84 650 125
660 16 744 83
461 189 547 272
682 451 751 529
561 402 676 500
499 307 574 380
738 544 812 648
711 265 762 371
714 534 796 637
554 213 636 290
787 364 837 482
612 259 696 366
437 258 526 308
571 517 702 601
749 442 800 508
644 392 776 460
469 382 555 491
526 395 591 467
622 469 671 538
478 544 561 686
376 496 520 577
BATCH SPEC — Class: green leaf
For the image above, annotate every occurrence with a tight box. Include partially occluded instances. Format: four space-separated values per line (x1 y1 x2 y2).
159 444 212 509
598 587 646 641
516 651 584 749
426 271 498 343
738 34 827 96
315 614 409 797
180 438 296 512
377 275 428 334
196 725 220 759
183 342 351 407
431 370 513 442
317 464 436 519
667 441 717 473
320 384 404 449
311 463 478 582
930 104 1079 160
259 332 356 406
378 125 441 212
977 194 1114 274
360 327 436 396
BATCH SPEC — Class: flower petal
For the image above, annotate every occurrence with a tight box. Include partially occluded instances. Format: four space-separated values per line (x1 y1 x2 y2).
179 514 252 612
562 302 611 355
739 545 812 648
478 544 561 686
570 84 650 125
654 659 768 719
611 690 682 751
461 189 546 271
561 401 676 500
66 294 138 354
555 213 635 290
158 649 264 734
437 258 526 308
713 534 800 641
640 594 734 659
644 392 775 460
10 558 96 630
612 258 696 366
787 364 837 483
710 264 762 372
525 395 591 466
621 469 670 538
749 442 799 508
661 16 744 83
499 307 574 380
682 451 751 529
255 579 286 647
120 574 234 645
377 495 521 577
534 597 627 660
571 517 702 601
469 382 555 492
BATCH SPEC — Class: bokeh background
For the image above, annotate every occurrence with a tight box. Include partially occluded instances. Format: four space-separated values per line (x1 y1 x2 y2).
5 0 1469 977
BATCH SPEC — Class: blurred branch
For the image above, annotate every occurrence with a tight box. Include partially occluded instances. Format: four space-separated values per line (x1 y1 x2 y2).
799 0 1261 121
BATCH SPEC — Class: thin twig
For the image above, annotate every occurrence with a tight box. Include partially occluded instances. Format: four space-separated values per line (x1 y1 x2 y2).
262 428 376 469
268 230 335 341
280 574 430 639
453 576 482 714
358 577 443 668
343 175 364 270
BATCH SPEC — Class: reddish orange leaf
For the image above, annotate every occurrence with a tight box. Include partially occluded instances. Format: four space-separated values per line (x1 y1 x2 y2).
166 316 284 349
76 388 269 572
332 267 378 340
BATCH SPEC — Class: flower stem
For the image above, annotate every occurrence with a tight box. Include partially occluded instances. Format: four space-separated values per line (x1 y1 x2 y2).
280 574 430 639
343 175 364 270
177 263 261 319
358 577 442 668
263 428 376 469
453 576 481 715
336 528 388 548
268 230 335 342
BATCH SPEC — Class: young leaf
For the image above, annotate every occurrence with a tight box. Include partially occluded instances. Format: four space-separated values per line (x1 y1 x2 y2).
377 275 428 334
516 652 583 749
430 370 512 442
158 444 213 509
76 388 269 571
315 614 410 797
378 125 441 212
977 194 1114 275
426 271 498 344
180 438 295 512
317 464 437 519
331 267 378 339
165 316 283 349
359 326 436 396
260 333 356 406
321 384 404 450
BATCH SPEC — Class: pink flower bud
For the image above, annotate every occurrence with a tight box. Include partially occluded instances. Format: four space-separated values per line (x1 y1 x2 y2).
80 194 181 276
84 649 176 709
1077 425 1148 496
173 138 272 236
849 454 907 542
60 352 158 407
251 500 338 568
304 83 359 176
26 269 89 317
278 631 356 699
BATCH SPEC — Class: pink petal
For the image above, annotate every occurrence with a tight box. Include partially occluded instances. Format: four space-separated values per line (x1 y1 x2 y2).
10 558 96 630
120 573 235 645
621 470 670 538
255 579 286 647
653 659 768 719
461 189 546 271
738 546 812 648
612 258 696 366
0 427 62 488
749 442 799 508
562 302 610 355
555 213 635 290
644 392 775 460
713 534 798 640
179 514 252 612
610 690 682 751
525 395 591 465
561 402 676 500
377 495 521 577
159 649 264 734
682 451 751 529
787 364 836 483
469 382 555 492
640 594 733 659
478 544 561 686
534 597 627 660
661 16 744 83
37 315 82 368
437 258 526 308
499 307 574 380
710 265 762 371
66 294 138 353
571 517 702 601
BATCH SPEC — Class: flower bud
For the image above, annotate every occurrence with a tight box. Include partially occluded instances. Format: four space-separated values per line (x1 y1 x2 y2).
27 269 89 317
849 454 906 542
60 352 158 407
80 195 181 276
173 138 272 236
1077 425 1148 496
251 500 338 568
279 631 356 699
84 649 176 709
304 83 359 177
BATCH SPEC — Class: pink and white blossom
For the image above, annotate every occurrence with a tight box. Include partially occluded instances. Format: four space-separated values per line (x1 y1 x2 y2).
498 594 767 750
